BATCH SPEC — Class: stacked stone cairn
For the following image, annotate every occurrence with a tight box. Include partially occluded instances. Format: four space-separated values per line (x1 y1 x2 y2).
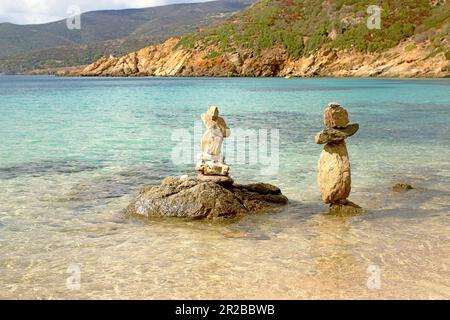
195 106 233 185
124 105 288 219
315 102 363 214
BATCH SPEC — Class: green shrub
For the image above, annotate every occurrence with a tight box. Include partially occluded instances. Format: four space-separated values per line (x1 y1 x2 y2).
205 49 221 60
445 50 450 60
176 0 448 60
404 44 417 52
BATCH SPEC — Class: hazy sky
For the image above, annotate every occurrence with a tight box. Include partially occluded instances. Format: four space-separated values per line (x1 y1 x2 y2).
0 0 212 24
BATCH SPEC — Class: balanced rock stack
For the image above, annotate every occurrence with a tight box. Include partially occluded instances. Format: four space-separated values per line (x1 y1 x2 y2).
315 102 363 215
125 106 288 219
195 106 233 185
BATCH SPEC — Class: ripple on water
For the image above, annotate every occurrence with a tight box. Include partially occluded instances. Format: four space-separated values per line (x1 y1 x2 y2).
0 77 449 299
0 160 104 180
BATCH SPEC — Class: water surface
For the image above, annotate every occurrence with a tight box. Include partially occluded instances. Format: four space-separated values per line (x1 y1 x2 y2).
0 76 449 299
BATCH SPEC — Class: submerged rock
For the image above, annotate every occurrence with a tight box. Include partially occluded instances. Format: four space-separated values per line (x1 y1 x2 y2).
392 183 414 192
125 176 288 219
329 200 364 215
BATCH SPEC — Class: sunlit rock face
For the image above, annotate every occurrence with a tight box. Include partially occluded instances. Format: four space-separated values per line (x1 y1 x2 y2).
73 37 450 78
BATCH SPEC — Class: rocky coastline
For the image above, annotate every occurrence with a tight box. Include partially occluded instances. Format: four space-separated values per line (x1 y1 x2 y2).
58 37 449 78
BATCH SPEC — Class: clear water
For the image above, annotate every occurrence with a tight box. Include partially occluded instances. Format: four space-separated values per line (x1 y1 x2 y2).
0 76 449 299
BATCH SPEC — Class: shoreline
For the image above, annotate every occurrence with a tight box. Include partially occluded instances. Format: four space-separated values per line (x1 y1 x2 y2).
3 73 450 80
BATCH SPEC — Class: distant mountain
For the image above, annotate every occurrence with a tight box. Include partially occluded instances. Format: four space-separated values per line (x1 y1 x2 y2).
78 0 450 78
0 0 255 73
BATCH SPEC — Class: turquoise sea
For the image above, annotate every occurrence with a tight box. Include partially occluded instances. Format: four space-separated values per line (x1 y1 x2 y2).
0 76 449 299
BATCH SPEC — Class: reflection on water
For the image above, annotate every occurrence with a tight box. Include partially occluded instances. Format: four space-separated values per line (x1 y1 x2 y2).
0 77 449 299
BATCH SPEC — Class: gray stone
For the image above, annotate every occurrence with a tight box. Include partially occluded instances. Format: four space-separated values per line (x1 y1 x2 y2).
315 123 359 144
125 176 288 219
392 183 414 192
236 183 281 195
323 102 349 128
329 201 364 215
197 174 234 185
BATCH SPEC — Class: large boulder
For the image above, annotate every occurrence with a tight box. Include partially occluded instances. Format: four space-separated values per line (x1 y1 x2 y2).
125 176 288 219
317 141 351 203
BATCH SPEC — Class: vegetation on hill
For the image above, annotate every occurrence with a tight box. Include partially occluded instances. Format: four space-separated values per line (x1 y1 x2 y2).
177 0 450 60
0 0 255 73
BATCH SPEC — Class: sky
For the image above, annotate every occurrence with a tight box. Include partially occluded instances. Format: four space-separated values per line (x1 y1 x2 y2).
0 0 212 25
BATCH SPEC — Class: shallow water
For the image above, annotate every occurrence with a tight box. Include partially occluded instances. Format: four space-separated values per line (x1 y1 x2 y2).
0 76 449 299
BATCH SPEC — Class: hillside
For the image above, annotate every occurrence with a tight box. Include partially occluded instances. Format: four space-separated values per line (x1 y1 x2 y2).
77 0 450 78
0 0 255 74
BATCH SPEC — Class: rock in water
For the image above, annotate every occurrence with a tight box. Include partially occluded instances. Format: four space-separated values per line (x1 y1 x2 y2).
316 101 361 213
317 141 351 204
323 102 349 128
329 201 364 215
392 183 414 192
125 176 288 219
127 106 288 220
